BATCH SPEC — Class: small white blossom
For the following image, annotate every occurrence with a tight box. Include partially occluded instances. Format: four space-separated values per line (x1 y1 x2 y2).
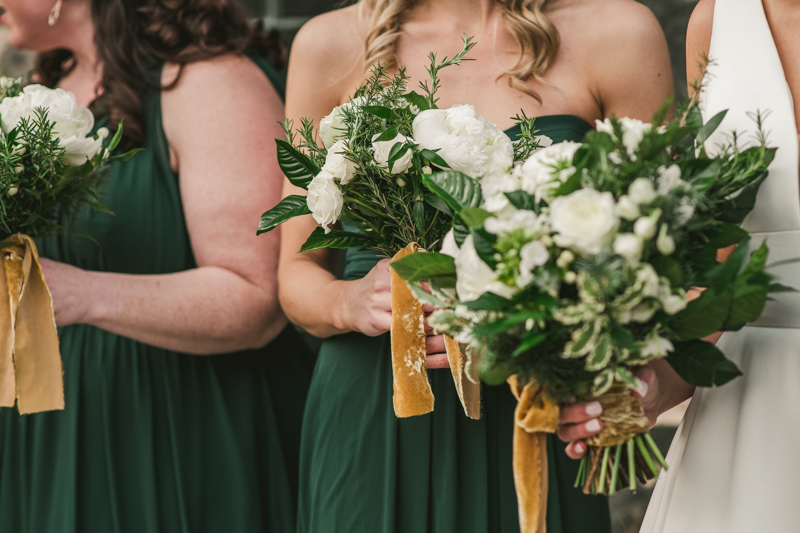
96 127 110 140
614 233 644 261
422 165 432 174
556 250 575 269
657 224 676 255
13 165 23 174
634 211 660 240
675 200 696 226
636 264 661 297
564 271 577 284
657 165 683 194
396 177 406 187
517 240 550 287
628 178 657 205
663 292 687 315
616 195 641 221
7 186 18 196
640 331 675 358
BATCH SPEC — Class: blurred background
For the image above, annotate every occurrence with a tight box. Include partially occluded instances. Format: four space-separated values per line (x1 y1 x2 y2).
0 1 696 531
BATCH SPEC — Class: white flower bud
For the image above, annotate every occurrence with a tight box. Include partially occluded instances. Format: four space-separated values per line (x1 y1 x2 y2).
657 164 683 194
422 166 432 175
616 195 641 221
396 177 406 187
663 293 687 315
628 178 657 205
634 211 660 240
12 145 25 156
97 127 110 139
657 223 676 255
613 233 644 261
564 271 577 284
556 250 575 269
14 165 23 174
540 235 554 247
8 186 18 196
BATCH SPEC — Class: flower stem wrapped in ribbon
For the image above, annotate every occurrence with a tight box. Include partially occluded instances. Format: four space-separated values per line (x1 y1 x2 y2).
0 77 139 414
392 92 785 530
259 36 548 419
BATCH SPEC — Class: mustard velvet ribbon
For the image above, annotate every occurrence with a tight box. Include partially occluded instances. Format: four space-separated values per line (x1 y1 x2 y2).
390 243 480 420
508 375 560 533
0 235 64 414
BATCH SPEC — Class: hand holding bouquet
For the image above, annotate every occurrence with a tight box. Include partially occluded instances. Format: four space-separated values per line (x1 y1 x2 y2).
0 77 136 414
259 36 548 418
393 98 781 529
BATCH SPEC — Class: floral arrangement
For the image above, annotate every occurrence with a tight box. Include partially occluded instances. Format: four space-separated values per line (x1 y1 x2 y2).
258 36 548 419
392 97 782 500
0 77 137 415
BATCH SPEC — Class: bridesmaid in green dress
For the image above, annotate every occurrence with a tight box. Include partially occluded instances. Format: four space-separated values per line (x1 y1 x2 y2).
281 1 673 532
0 1 312 532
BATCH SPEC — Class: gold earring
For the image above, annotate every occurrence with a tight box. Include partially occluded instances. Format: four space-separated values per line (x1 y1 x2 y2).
48 0 63 26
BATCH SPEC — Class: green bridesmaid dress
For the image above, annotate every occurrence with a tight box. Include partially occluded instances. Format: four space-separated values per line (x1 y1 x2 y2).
0 57 313 533
297 116 611 533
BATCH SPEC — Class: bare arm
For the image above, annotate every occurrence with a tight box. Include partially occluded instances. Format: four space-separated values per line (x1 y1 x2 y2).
43 55 288 354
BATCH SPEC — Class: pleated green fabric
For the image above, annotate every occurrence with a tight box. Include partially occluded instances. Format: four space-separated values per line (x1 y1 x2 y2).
297 116 611 533
0 57 312 533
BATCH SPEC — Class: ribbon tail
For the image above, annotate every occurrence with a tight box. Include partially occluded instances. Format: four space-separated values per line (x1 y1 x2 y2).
509 375 561 533
390 243 434 418
13 235 64 414
0 246 20 407
445 335 480 420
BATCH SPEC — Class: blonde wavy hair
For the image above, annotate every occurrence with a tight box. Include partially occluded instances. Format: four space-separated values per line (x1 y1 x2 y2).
356 0 559 102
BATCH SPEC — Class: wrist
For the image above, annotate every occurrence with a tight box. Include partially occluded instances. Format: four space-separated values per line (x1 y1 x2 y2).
327 279 355 333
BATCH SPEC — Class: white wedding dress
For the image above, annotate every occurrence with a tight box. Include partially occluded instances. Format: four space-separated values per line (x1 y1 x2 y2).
640 1 800 532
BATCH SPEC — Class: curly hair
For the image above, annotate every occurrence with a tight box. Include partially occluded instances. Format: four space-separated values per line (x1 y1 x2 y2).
35 0 287 148
356 0 559 103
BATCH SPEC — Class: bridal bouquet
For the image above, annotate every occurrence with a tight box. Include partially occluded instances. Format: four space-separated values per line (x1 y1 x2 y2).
0 77 135 415
393 99 779 525
258 36 547 418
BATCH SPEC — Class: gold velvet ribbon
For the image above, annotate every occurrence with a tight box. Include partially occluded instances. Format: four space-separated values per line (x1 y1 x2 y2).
508 375 560 533
390 243 481 419
0 235 64 414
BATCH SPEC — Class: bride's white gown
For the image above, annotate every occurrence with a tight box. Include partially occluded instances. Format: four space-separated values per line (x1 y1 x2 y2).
640 1 800 532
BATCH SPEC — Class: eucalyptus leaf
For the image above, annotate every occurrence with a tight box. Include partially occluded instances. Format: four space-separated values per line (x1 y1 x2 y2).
257 195 310 234
362 105 396 120
696 110 727 145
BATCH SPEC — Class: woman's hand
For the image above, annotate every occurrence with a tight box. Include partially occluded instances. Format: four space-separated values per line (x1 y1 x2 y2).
424 303 449 369
558 366 659 459
343 259 393 337
39 258 92 327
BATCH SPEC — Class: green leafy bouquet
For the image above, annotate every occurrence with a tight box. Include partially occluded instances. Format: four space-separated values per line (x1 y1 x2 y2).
0 77 133 244
393 96 783 495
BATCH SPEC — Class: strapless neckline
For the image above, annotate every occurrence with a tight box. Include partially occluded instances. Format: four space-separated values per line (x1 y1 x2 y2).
503 114 593 140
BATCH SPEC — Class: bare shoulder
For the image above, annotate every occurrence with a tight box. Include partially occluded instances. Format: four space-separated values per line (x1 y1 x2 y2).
562 0 666 52
289 6 363 83
163 54 279 103
687 0 715 49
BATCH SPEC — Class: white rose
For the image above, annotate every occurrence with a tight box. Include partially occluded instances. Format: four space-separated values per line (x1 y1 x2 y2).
613 233 644 261
0 84 102 166
517 240 550 287
550 189 619 256
657 224 676 255
372 133 413 174
306 170 343 233
640 332 675 358
616 195 641 221
520 141 582 203
412 105 513 178
454 235 516 301
658 165 684 194
318 96 364 149
628 178 657 205
322 140 358 185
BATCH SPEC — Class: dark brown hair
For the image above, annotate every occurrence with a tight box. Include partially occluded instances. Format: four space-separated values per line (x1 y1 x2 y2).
35 0 287 148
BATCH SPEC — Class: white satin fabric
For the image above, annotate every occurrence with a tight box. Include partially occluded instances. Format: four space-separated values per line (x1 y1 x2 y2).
640 0 800 531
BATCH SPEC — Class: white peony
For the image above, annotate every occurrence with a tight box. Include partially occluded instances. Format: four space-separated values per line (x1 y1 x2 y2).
412 104 513 178
372 133 413 174
0 84 102 166
616 195 641 221
517 240 550 287
658 165 684 194
549 189 619 256
613 233 644 261
454 235 516 301
306 170 343 233
628 178 657 205
322 140 358 185
319 97 365 149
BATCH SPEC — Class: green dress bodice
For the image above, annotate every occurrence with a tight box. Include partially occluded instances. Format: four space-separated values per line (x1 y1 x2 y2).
297 115 611 533
0 57 312 533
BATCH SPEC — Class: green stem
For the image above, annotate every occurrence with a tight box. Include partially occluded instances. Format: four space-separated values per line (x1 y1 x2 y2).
598 447 611 493
644 433 668 471
609 445 623 496
575 456 587 489
627 439 636 492
635 435 659 477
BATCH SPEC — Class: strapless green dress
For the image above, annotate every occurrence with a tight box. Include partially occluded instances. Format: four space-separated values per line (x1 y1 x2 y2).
0 57 313 533
297 116 610 533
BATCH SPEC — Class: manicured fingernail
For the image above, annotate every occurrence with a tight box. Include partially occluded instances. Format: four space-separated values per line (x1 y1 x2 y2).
585 419 601 433
637 380 649 397
585 401 602 416
575 442 585 454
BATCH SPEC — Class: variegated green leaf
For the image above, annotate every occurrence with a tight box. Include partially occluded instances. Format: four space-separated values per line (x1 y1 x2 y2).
592 368 615 397
553 302 604 326
563 319 602 358
408 282 449 308
585 333 613 371
614 367 642 393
